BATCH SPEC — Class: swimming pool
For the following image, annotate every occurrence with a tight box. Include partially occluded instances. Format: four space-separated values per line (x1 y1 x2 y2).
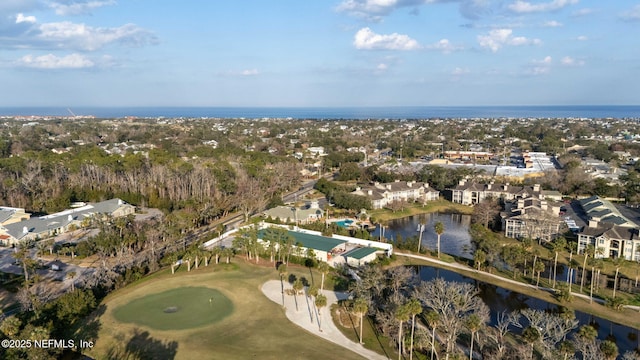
335 219 354 228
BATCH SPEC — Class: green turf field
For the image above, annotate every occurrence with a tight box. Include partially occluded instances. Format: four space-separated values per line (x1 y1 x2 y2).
87 261 364 360
112 287 233 330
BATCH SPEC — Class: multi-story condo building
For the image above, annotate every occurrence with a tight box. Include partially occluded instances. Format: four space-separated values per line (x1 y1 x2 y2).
502 197 562 242
577 196 640 261
352 180 439 210
451 180 561 205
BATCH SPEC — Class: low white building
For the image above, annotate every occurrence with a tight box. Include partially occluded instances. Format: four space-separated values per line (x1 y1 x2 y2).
0 199 135 246
253 224 392 266
262 201 324 224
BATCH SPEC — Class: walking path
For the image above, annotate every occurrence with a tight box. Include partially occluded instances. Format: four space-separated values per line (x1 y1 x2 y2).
261 280 389 360
396 252 640 311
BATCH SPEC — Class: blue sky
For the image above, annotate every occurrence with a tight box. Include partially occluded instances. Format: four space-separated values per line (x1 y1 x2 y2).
1 0 639 107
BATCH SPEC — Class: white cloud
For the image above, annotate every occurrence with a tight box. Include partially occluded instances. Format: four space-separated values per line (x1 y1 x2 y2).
16 53 94 69
376 63 388 70
620 5 640 22
16 13 37 24
426 39 462 54
525 56 552 75
241 69 259 76
336 0 494 20
571 8 593 17
508 0 578 14
575 35 588 41
337 0 420 20
560 56 584 66
37 22 158 51
536 56 552 65
354 27 420 50
451 67 470 75
51 0 117 16
477 29 541 52
542 20 563 27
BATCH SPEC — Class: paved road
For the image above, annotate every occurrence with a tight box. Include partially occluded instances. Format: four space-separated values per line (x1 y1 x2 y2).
261 280 389 360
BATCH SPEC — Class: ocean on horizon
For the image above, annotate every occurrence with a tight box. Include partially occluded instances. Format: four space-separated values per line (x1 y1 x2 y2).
1 105 639 120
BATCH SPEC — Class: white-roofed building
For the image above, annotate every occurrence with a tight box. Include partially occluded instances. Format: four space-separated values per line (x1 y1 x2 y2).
0 199 135 246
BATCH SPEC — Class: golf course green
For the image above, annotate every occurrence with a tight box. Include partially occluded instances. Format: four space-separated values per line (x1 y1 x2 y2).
89 261 364 360
112 286 233 330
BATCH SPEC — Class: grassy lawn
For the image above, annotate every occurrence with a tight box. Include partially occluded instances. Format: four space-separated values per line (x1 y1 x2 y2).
331 302 397 359
112 287 233 331
85 260 365 360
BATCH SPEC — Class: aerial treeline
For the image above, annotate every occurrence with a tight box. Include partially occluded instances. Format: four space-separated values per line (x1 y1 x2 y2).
313 178 372 210
0 143 301 217
349 265 636 360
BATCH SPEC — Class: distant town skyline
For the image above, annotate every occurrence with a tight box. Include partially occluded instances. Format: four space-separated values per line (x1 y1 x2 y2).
1 1 639 107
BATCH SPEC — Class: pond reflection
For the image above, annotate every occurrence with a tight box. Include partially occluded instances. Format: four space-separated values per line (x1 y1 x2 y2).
417 265 640 354
372 213 474 259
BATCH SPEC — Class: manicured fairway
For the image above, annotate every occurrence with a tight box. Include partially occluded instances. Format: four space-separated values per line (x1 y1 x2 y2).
112 287 233 330
88 261 365 360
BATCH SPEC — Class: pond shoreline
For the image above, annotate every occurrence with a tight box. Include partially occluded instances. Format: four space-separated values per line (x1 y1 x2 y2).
394 251 640 332
369 200 473 223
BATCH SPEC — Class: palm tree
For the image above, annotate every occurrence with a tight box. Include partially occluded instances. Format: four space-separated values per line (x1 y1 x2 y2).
530 250 541 282
353 297 368 344
522 326 540 360
434 221 444 259
395 304 411 360
66 271 77 292
36 241 47 257
278 263 288 306
315 294 327 332
222 247 233 263
13 245 32 286
308 284 319 324
600 340 618 360
580 244 594 293
534 259 545 287
185 249 193 272
465 314 482 360
425 310 439 360
317 261 330 292
612 257 624 299
417 222 426 253
203 248 211 267
407 298 422 360
551 237 566 288
168 253 178 274
45 238 55 255
212 246 222 264
558 340 574 360
474 250 486 271
589 266 595 303
577 324 597 340
193 247 203 270
292 278 303 312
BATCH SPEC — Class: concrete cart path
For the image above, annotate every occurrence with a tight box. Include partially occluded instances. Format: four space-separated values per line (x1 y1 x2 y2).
261 280 389 360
